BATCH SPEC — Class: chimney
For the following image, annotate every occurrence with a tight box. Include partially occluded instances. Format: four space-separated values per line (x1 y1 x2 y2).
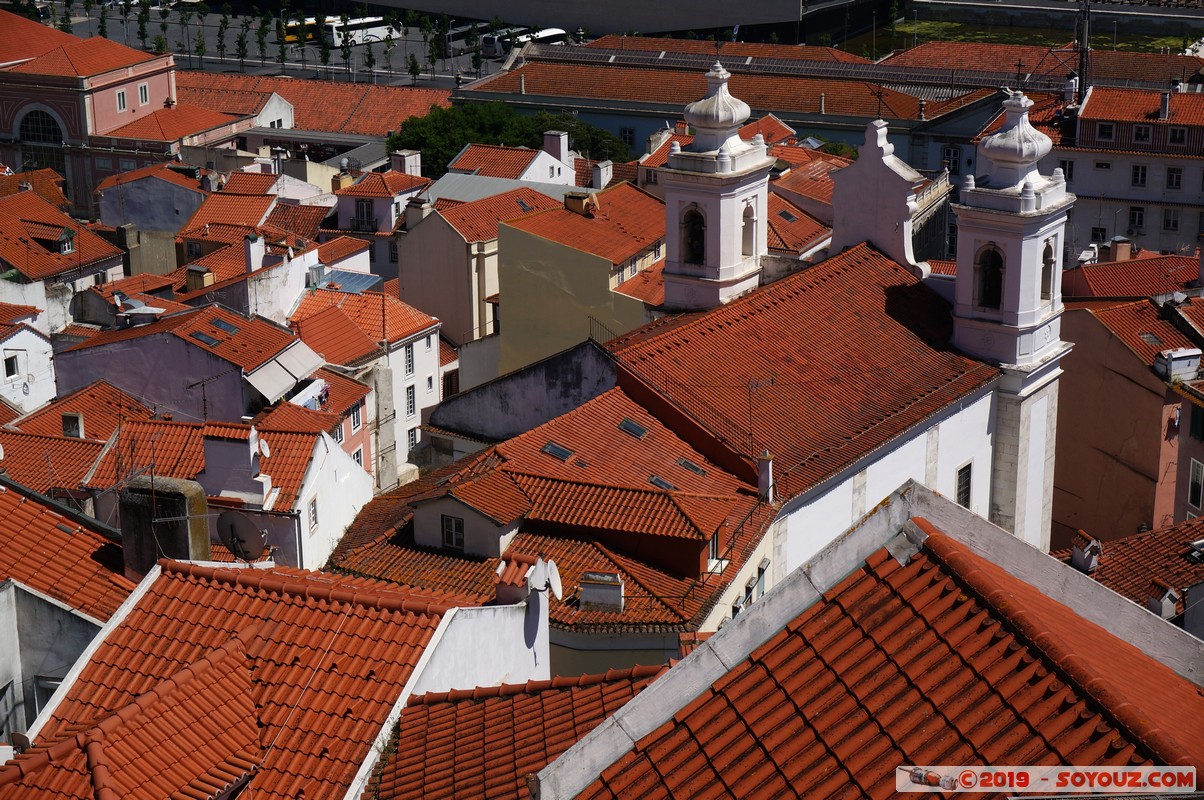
1063 74 1079 105
819 93 825 114
118 477 210 580
185 265 215 292
563 191 596 217
1160 92 1172 121
17 181 31 193
244 232 265 273
758 449 774 503
519 74 526 94
1113 238 1133 261
405 196 433 230
1069 531 1101 573
1152 347 1202 381
591 159 613 189
543 130 569 162
579 572 623 613
1145 579 1180 619
390 149 423 176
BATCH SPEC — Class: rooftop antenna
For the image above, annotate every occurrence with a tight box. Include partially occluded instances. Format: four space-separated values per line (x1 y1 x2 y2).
528 557 563 599
1077 0 1090 102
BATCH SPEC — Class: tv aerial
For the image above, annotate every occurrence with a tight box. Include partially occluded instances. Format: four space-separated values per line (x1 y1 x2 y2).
216 510 266 562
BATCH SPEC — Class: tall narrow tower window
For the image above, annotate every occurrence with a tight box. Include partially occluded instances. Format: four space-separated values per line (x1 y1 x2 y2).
1041 242 1055 301
741 204 755 258
976 247 1004 310
683 207 706 265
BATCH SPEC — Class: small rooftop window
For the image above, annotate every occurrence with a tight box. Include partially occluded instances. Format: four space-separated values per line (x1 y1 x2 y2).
541 441 573 461
516 199 534 213
677 457 706 476
190 330 221 347
618 417 647 439
1139 332 1163 348
777 209 798 223
211 318 240 334
649 475 676 491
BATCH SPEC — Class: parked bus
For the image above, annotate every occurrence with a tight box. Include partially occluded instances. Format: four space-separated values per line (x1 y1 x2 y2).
481 27 530 58
438 22 480 58
513 28 568 50
322 16 390 47
284 16 326 44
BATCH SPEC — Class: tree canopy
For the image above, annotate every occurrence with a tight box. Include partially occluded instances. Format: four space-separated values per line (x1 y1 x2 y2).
386 102 633 179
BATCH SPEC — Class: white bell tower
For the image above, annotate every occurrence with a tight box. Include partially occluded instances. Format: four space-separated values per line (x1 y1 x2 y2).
661 62 775 311
952 90 1074 552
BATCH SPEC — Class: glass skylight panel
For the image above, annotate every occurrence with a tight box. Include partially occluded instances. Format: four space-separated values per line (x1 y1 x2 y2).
677 457 706 476
211 318 240 334
778 209 799 223
516 199 533 213
541 441 573 461
190 331 221 347
618 417 647 439
649 475 676 491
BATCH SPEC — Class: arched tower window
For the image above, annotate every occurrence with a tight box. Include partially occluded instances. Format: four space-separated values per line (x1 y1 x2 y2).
976 246 1004 310
683 207 705 265
18 110 66 179
741 204 756 258
1041 241 1055 301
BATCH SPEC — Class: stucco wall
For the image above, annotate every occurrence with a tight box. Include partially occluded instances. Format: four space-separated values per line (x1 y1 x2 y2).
0 327 55 414
296 433 374 570
398 214 484 346
98 178 205 233
412 496 516 557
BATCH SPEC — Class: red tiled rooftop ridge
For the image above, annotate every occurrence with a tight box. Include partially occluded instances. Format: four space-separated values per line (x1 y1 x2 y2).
504 182 664 264
0 190 122 280
0 429 104 494
438 187 561 243
587 35 870 64
1088 299 1196 365
17 380 154 441
0 9 77 65
1062 255 1198 298
449 144 541 180
6 34 154 77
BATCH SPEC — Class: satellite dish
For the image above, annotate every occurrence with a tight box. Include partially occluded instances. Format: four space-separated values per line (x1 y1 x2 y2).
0 443 5 460
216 510 266 562
529 558 547 593
21 383 29 396
547 559 563 600
258 436 271 459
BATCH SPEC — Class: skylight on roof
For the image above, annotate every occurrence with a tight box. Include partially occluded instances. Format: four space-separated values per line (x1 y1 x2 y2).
516 199 534 213
211 318 240 334
541 441 574 461
190 330 221 347
677 457 706 476
777 209 799 223
1139 332 1163 347
618 417 647 439
649 475 676 491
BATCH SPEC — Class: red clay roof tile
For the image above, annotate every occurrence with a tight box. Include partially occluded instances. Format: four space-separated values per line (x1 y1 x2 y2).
181 192 274 232
0 191 122 280
313 366 371 417
765 194 828 253
587 35 870 64
1082 86 1204 126
614 258 664 306
95 162 209 194
0 478 134 619
291 304 381 364
221 171 279 195
16 380 154 441
503 183 663 265
449 144 541 180
1062 255 1198 297
104 103 240 141
336 170 430 198
0 430 104 494
368 664 668 800
318 235 370 264
0 168 71 210
291 288 438 348
84 419 205 490
438 187 561 243
27 561 450 800
1087 299 1196 365
6 34 154 77
0 9 78 65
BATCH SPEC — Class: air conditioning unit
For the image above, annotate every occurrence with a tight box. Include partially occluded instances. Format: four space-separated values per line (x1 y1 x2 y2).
1127 227 1143 236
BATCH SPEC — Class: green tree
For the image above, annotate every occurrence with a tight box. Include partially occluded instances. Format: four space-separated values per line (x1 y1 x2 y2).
275 14 287 70
81 0 92 20
216 5 230 62
467 23 481 77
407 51 420 85
194 27 206 63
402 9 416 60
339 14 352 76
318 25 331 76
386 102 631 178
135 1 149 48
98 6 108 37
235 18 249 70
153 32 167 51
157 5 170 45
120 0 132 43
256 12 270 62
363 39 376 80
57 1 72 32
426 35 437 78
177 6 193 64
295 10 307 69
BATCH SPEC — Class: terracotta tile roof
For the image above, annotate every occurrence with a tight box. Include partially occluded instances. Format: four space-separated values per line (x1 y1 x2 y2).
264 201 329 240
739 113 796 144
0 168 70 210
0 9 77 65
336 170 430 198
610 161 639 185
94 272 175 299
0 301 39 324
614 258 664 306
0 430 103 494
504 183 663 264
83 419 205 490
472 62 922 121
16 380 154 441
317 235 370 264
883 41 1204 86
438 187 561 243
254 428 317 510
609 243 1000 498
1087 299 1196 365
368 664 668 800
771 151 849 204
449 144 542 180
0 636 262 798
927 258 957 276
95 162 208 194
5 35 153 77
292 304 381 364
765 194 828 253
1062 255 1198 298
1055 518 1204 610
574 523 1204 799
67 305 302 373
28 561 450 800
104 103 240 142
0 190 122 280
254 400 340 436
314 366 372 417
291 288 438 347
0 398 21 426
181 192 274 233
221 171 278 195
587 35 870 64
439 337 458 367
0 477 133 619
1081 86 1204 126
641 134 697 169
174 71 452 136
172 85 274 116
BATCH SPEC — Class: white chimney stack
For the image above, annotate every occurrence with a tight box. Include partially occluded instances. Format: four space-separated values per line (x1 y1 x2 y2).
758 449 774 503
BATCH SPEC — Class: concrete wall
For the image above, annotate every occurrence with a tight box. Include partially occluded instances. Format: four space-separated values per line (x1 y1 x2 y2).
409 598 550 696
0 582 102 737
98 178 206 234
128 230 184 276
550 628 680 675
496 225 649 376
429 340 617 442
297 432 374 570
1053 310 1165 547
0 327 55 414
776 385 996 575
413 496 517 557
391 330 441 467
2 260 123 335
397 214 483 346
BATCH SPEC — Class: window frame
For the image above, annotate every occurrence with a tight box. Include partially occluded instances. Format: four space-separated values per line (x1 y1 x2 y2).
1167 166 1183 190
138 82 149 105
956 462 972 508
406 385 416 417
441 514 465 550
1096 122 1114 141
1169 126 1187 146
1190 459 1204 509
404 343 414 375
1129 206 1145 231
308 497 319 529
350 401 361 431
1133 124 1152 144
116 90 127 112
1164 208 1180 232
1057 158 1074 182
1131 164 1147 188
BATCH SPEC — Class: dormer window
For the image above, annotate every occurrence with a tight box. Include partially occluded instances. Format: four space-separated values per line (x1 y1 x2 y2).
58 229 74 255
441 514 464 550
975 246 1004 310
1096 122 1114 141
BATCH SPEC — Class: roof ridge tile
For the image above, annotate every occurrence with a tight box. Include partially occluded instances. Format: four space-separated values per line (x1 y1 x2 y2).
405 662 669 707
